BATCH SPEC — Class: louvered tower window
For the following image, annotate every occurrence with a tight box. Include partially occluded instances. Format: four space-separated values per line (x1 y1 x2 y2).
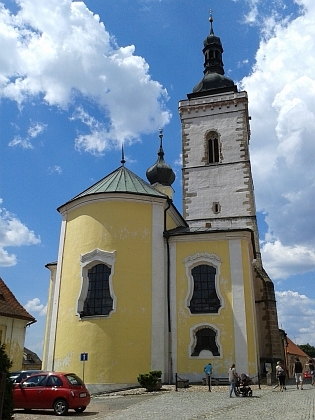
208 136 219 163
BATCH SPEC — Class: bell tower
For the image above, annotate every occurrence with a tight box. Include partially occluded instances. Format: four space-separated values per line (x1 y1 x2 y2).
179 12 283 368
179 12 259 251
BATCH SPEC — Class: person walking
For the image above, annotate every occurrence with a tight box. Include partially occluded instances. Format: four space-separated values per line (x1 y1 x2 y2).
294 357 303 390
204 362 212 388
276 361 286 391
228 363 239 397
308 358 315 386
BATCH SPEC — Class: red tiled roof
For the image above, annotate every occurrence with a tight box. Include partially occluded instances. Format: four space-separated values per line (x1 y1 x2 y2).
286 336 309 357
0 278 36 323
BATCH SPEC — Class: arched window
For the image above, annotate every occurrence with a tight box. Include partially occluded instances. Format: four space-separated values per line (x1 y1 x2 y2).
78 249 116 319
184 253 223 316
83 263 113 316
190 325 221 357
189 264 221 314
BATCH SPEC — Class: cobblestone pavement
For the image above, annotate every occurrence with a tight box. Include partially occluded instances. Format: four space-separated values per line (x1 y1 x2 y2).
13 381 315 420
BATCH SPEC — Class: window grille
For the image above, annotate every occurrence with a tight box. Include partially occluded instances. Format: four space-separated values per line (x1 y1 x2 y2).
189 264 221 314
83 263 113 316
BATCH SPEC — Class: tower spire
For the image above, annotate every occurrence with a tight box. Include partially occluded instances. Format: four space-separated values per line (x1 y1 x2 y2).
158 128 165 160
146 130 175 188
209 9 214 35
121 143 126 166
191 10 236 94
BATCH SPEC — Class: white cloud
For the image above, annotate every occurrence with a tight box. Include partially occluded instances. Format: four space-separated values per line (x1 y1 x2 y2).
8 135 33 149
71 106 114 155
241 0 315 279
8 120 47 148
0 248 17 267
28 122 47 138
24 297 47 316
0 0 171 155
276 290 315 345
0 200 41 267
261 240 315 280
243 0 260 24
48 165 62 174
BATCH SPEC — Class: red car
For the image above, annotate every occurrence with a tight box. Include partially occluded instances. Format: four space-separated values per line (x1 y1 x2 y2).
13 372 90 416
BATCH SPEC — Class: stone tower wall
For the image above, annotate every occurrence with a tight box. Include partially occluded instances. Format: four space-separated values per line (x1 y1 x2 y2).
179 90 260 254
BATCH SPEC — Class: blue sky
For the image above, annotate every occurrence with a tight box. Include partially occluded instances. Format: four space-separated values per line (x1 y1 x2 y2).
0 0 314 358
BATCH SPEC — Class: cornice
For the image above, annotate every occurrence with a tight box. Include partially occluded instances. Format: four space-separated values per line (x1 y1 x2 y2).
179 91 248 116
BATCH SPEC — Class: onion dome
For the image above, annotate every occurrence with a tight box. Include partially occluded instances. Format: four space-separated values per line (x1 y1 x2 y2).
192 11 236 93
146 129 175 186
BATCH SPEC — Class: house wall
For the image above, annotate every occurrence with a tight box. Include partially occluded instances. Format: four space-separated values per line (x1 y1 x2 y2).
0 316 28 370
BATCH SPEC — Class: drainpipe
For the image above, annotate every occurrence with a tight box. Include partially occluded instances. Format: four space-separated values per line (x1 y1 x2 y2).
26 319 37 327
163 198 172 384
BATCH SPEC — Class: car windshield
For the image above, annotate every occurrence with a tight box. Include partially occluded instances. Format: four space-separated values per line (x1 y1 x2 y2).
65 374 84 386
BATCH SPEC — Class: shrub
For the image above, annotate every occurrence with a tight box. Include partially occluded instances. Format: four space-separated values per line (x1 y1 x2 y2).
149 370 162 379
137 370 162 391
0 343 13 420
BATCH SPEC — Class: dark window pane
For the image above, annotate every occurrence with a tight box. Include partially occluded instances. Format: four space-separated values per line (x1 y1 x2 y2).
208 138 219 163
82 263 113 317
191 327 220 356
189 264 220 314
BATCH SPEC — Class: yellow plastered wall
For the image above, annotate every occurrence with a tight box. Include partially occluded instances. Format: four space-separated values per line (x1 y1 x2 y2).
174 236 257 376
165 210 180 231
53 200 155 384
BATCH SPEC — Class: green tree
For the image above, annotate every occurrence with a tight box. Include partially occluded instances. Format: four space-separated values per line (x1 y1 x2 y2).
0 343 13 420
298 343 315 358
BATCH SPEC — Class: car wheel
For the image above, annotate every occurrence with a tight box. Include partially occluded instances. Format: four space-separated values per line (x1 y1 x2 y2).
53 399 69 416
74 407 86 413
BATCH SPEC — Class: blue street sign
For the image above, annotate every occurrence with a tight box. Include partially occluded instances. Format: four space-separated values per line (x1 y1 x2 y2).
80 352 88 361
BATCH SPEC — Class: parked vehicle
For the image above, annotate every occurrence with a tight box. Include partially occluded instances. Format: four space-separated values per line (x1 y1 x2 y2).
13 372 90 415
9 370 43 384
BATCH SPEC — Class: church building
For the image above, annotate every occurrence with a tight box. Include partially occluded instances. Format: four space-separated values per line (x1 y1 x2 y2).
42 14 283 392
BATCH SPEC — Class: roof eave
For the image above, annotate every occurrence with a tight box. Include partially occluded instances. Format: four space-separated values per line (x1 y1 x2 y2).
58 190 169 214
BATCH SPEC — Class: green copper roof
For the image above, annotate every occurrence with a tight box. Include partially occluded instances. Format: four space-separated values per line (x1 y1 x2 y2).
63 165 167 207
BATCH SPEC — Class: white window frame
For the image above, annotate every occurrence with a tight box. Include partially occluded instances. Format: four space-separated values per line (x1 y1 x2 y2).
77 249 117 319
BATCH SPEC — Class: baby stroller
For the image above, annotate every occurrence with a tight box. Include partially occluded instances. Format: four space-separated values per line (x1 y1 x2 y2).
235 373 253 397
